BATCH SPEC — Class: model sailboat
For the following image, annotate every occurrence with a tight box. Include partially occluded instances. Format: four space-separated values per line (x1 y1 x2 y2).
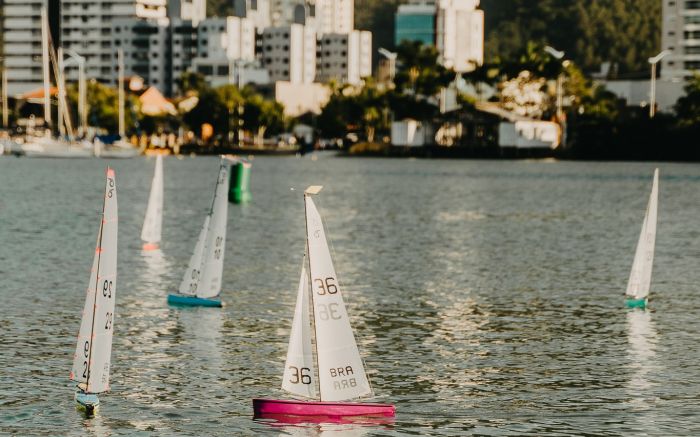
70 168 118 413
253 186 395 419
141 155 164 250
625 168 659 309
167 159 230 307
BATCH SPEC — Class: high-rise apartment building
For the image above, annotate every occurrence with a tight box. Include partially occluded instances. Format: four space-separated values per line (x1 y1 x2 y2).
395 0 436 46
61 0 167 83
1 0 60 95
262 23 316 83
314 0 353 35
436 0 483 72
661 0 700 80
316 30 370 84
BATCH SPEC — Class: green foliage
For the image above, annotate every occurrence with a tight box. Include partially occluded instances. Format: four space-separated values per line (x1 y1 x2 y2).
66 81 138 134
176 72 209 96
674 74 700 127
394 40 455 96
480 0 660 76
182 81 286 140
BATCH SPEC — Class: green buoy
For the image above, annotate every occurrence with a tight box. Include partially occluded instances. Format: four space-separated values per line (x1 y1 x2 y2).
625 297 647 309
229 159 252 204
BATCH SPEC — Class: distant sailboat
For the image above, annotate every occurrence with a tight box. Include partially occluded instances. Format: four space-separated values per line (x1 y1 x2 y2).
167 159 230 307
70 168 118 413
141 155 164 250
253 186 395 419
625 169 659 309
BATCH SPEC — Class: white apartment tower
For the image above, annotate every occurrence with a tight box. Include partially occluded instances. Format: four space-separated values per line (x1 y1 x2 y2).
316 30 371 84
314 0 353 35
262 24 316 83
2 0 56 95
661 0 700 80
191 16 259 86
61 0 167 83
436 0 483 73
111 18 170 90
169 0 206 25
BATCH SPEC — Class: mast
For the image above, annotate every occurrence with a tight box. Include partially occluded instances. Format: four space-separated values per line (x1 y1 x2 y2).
41 7 51 130
118 49 125 137
57 47 65 137
1 68 8 129
304 193 322 401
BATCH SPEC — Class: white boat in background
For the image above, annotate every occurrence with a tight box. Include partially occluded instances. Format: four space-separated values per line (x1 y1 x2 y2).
253 185 395 420
94 139 140 159
167 158 231 307
141 155 164 250
70 168 118 414
625 168 659 309
22 136 94 158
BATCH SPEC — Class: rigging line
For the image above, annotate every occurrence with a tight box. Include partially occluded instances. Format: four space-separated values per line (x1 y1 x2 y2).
315 195 376 397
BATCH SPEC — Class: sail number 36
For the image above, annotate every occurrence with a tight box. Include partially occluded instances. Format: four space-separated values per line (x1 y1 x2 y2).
288 366 312 385
314 277 338 295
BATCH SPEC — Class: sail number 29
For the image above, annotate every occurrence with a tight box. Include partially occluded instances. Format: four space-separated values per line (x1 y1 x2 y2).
314 277 338 295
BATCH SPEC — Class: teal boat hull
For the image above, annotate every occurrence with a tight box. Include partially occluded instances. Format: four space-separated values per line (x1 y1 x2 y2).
75 391 99 413
625 297 648 309
167 294 223 307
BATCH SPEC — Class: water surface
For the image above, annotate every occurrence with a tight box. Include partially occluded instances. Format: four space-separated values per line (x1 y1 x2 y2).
1 155 699 435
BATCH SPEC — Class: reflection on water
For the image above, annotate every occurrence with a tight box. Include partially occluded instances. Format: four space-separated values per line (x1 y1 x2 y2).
256 417 392 437
625 309 660 427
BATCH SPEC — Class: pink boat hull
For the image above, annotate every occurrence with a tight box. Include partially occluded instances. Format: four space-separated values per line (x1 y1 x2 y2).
253 398 395 419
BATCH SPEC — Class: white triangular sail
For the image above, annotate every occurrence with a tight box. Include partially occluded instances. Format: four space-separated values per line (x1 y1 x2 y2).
178 215 210 296
71 168 118 394
141 155 164 245
626 169 659 300
194 162 230 299
282 262 317 398
304 194 371 401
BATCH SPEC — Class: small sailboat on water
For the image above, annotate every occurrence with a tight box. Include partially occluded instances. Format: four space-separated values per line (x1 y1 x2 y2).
69 168 118 413
625 168 659 309
253 186 395 419
141 155 164 250
167 159 230 307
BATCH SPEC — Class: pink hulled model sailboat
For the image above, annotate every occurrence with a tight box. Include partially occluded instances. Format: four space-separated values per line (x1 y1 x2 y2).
253 186 395 420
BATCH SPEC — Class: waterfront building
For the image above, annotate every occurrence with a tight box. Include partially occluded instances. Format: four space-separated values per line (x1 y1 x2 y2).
660 0 700 80
111 18 170 91
395 0 436 46
436 0 483 72
1 0 60 96
316 30 371 85
61 0 167 83
233 0 272 30
191 16 268 87
169 0 206 25
314 0 353 35
262 24 316 83
169 18 199 95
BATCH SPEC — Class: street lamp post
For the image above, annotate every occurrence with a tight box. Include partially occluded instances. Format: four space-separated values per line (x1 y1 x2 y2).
1 57 8 129
63 49 87 137
544 46 566 120
378 48 397 84
648 50 671 118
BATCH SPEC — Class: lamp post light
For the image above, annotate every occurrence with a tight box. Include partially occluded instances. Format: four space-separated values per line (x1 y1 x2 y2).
378 47 397 84
63 49 87 137
1 57 7 129
544 46 566 121
648 50 671 118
